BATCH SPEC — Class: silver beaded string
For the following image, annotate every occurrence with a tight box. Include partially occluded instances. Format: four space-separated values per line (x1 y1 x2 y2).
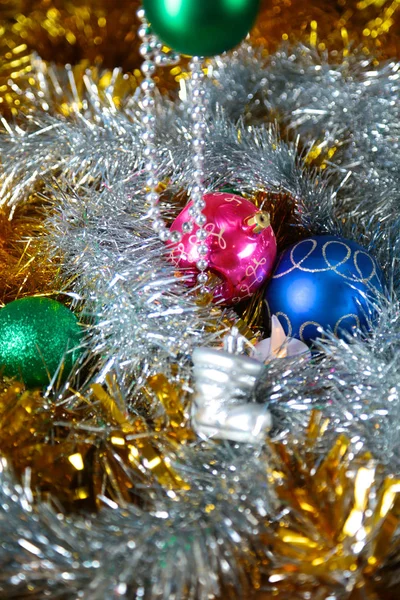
137 8 210 287
137 8 168 242
185 57 209 285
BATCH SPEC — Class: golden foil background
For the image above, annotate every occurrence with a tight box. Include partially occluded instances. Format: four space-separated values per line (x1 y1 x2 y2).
0 197 61 305
0 0 399 117
1 0 399 67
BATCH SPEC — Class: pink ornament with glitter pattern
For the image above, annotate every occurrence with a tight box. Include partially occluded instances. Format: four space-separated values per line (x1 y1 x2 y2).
167 192 277 304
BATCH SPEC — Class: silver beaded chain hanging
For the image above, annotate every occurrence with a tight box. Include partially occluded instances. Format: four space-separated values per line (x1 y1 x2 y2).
137 8 167 240
137 8 210 287
185 56 209 285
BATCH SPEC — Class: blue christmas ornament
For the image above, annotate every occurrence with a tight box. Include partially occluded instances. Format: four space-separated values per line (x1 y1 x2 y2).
264 235 385 344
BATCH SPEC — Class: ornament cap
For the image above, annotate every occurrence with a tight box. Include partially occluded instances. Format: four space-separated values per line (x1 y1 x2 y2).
243 211 271 233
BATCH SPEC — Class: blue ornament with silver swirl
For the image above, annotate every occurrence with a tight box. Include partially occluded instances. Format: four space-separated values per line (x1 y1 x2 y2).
263 235 386 344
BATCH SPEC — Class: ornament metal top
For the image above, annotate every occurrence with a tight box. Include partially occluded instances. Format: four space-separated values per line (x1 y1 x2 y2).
142 0 261 57
167 192 277 304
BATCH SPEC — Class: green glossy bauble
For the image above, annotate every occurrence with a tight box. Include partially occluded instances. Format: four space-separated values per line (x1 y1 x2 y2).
143 0 260 57
0 297 82 388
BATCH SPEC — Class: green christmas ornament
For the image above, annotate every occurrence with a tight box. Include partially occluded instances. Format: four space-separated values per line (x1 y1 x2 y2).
142 0 260 57
0 297 82 388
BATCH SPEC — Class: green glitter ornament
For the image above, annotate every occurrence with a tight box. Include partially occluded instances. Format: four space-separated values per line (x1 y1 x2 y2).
142 0 260 57
0 297 82 388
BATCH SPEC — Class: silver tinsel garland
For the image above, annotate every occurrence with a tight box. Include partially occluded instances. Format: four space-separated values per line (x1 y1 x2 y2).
0 444 276 600
210 45 400 251
0 42 400 598
255 301 400 467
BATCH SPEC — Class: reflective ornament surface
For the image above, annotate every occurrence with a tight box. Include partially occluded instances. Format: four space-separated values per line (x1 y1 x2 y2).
191 328 272 443
142 0 260 57
168 192 277 305
0 297 82 388
264 236 386 344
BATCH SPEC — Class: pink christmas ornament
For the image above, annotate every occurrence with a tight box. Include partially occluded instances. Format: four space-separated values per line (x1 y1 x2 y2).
167 192 277 304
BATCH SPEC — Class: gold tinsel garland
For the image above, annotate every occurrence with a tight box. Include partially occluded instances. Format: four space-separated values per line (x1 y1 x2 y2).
0 374 191 511
261 414 400 599
0 195 61 305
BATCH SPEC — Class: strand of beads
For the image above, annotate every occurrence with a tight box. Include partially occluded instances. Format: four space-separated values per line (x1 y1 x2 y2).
185 57 209 286
137 8 210 287
137 8 168 241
